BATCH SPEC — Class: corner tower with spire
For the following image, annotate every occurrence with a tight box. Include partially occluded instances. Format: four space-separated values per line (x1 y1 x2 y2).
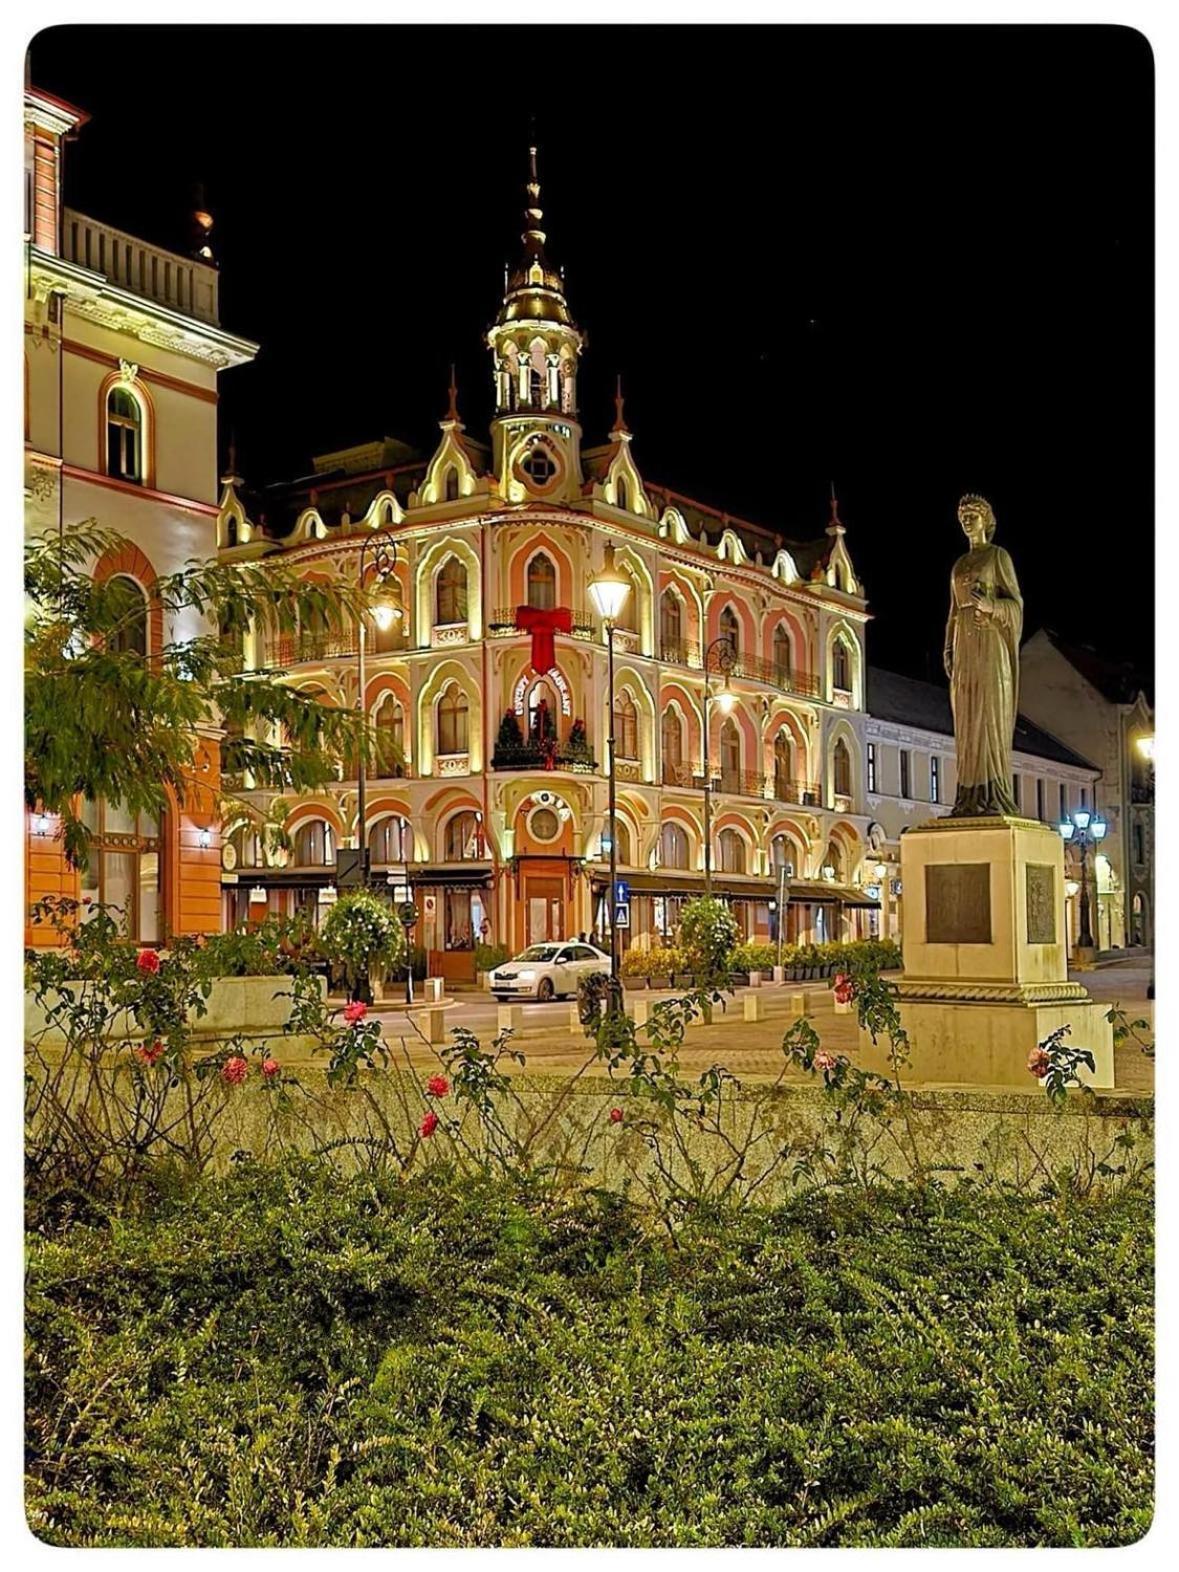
487 146 585 504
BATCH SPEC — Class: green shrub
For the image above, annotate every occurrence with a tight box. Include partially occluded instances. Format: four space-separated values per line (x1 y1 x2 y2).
475 943 510 973
678 898 740 984
25 1163 1154 1548
320 890 405 994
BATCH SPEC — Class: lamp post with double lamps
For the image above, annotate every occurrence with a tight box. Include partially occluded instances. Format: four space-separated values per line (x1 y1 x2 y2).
701 635 737 900
353 527 401 1001
1058 806 1107 961
588 542 632 1012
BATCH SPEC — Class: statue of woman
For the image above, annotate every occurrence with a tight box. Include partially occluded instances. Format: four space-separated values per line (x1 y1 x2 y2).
943 494 1023 816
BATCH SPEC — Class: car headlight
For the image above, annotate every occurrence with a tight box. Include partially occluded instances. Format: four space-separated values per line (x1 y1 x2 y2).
517 970 536 982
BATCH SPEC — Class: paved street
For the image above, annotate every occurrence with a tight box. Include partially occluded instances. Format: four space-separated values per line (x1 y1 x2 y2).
355 956 1154 1094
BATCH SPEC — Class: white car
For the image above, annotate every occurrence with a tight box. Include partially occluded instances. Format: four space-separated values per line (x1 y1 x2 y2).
490 941 610 1002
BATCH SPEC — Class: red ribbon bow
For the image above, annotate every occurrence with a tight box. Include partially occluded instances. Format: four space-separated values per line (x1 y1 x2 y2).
516 605 572 674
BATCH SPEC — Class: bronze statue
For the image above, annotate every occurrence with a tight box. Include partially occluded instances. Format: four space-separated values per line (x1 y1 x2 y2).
943 494 1023 816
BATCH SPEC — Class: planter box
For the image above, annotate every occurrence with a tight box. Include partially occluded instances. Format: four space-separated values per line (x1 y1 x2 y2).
648 975 672 991
622 976 648 991
26 974 325 1050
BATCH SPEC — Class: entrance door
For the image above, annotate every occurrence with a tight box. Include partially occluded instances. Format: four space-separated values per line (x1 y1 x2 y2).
525 878 565 946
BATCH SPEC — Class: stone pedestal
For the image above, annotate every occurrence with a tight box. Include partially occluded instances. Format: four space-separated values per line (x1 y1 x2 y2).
858 817 1113 1089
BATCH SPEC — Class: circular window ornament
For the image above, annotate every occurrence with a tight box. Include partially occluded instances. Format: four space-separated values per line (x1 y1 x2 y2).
529 806 561 843
513 435 563 496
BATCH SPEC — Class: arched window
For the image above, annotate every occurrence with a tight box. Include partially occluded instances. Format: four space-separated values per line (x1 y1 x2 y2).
773 623 792 685
822 839 844 882
229 821 263 869
435 555 468 625
720 717 741 793
661 707 684 784
444 810 481 861
833 737 852 798
616 476 629 511
605 816 632 865
719 605 740 657
833 637 852 693
293 819 334 867
372 693 405 778
105 574 149 657
614 566 638 632
106 385 143 483
443 467 459 503
436 684 469 755
368 816 406 865
526 552 557 610
774 731 793 799
225 516 238 548
660 821 689 870
528 679 558 742
660 589 683 658
717 828 746 874
771 834 795 872
614 690 638 759
528 366 544 407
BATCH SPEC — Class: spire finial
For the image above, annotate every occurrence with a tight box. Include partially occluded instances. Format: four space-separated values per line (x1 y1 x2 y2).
612 373 629 435
222 428 241 485
522 136 546 262
827 481 845 535
445 363 460 423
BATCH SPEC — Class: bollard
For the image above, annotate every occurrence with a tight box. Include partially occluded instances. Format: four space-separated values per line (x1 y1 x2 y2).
497 1004 524 1033
743 993 764 1023
747 970 762 989
772 965 786 985
790 992 811 1017
833 996 853 1016
568 1002 583 1033
423 1006 447 1043
423 977 443 1004
630 997 651 1028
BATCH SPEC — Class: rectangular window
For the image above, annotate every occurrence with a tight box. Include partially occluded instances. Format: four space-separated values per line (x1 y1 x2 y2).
899 749 911 800
1059 782 1068 820
1012 774 1021 812
930 756 940 804
867 742 877 793
1036 778 1045 821
1080 785 1088 808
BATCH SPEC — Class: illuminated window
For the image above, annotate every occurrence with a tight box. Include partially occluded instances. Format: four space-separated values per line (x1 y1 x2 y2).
661 708 684 783
832 637 852 692
79 799 161 943
719 605 740 656
660 590 683 656
606 816 632 864
526 552 557 610
773 623 792 685
106 386 143 483
444 811 481 861
834 738 853 799
717 828 746 874
105 574 148 657
930 755 940 804
720 718 741 793
372 694 405 778
614 566 638 632
437 684 469 755
866 742 877 793
369 817 406 864
660 821 689 870
774 731 793 799
293 820 334 867
435 555 468 625
614 690 638 760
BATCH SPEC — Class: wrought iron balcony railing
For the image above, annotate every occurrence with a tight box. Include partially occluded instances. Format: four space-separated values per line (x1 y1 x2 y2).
657 640 822 700
491 741 598 772
488 607 596 637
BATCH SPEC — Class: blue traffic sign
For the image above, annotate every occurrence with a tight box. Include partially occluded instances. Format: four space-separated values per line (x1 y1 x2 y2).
614 879 630 903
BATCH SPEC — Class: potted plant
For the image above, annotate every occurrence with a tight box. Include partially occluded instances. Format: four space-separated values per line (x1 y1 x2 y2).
678 896 740 996
620 950 650 990
319 888 405 1004
648 946 677 991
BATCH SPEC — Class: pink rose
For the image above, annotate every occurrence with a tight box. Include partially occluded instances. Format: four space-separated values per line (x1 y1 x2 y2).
420 1111 439 1138
343 1001 368 1025
426 1074 449 1098
814 1051 837 1073
136 948 161 974
1027 1045 1051 1080
135 1040 164 1066
222 1056 249 1085
609 1107 624 1124
262 1058 280 1079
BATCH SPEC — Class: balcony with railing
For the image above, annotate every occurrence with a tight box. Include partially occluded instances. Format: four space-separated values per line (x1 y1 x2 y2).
266 632 360 666
489 607 596 638
491 738 598 773
658 639 822 700
62 209 220 325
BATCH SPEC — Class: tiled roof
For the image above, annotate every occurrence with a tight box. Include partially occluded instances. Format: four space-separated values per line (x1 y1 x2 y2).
1035 628 1152 707
867 667 1098 772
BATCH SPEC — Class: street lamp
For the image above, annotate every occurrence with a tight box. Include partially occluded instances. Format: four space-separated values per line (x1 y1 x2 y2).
1058 806 1107 956
588 542 632 1009
701 635 736 900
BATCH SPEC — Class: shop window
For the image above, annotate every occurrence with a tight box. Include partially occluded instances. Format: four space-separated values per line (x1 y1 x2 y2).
293 819 334 866
106 385 143 483
526 552 557 609
717 828 746 874
437 684 469 755
614 690 639 759
833 738 853 799
444 811 481 861
435 555 468 625
444 887 487 950
660 821 689 870
79 799 161 943
105 574 149 657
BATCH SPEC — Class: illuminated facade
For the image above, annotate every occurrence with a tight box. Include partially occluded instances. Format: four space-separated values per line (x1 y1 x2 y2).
217 153 879 978
23 85 257 945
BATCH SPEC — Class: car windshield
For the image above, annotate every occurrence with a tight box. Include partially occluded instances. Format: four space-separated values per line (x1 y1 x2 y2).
515 945 561 963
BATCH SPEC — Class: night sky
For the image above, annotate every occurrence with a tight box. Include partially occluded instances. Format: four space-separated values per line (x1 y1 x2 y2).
30 24 1154 683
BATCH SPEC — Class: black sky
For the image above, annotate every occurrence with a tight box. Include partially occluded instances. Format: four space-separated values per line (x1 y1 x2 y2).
29 23 1154 683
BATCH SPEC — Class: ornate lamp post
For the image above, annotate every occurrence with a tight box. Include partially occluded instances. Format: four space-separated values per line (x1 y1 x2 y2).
354 527 401 885
701 635 736 900
588 543 632 1009
1058 806 1107 958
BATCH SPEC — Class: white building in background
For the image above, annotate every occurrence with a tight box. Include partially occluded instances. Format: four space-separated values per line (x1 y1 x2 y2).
862 667 1104 953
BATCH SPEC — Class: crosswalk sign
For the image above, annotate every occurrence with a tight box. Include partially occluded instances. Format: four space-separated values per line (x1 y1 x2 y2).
614 902 630 929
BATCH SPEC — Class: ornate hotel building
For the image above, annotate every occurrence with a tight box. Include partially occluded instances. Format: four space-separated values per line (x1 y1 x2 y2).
216 155 880 980
23 85 257 945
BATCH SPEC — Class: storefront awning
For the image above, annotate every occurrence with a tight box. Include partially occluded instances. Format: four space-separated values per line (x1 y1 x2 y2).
787 879 881 909
407 862 494 889
589 871 778 900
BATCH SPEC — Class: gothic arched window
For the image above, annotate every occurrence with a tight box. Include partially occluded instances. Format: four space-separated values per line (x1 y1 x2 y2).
616 476 629 511
526 552 557 610
437 684 469 756
293 819 334 867
614 690 638 760
720 717 741 793
833 636 852 693
833 737 852 798
369 817 406 864
719 604 740 657
372 693 404 778
444 467 459 502
436 555 468 625
661 707 684 783
444 811 481 861
606 816 632 865
717 828 746 874
614 566 638 632
660 589 683 658
774 731 793 799
773 623 792 685
660 821 689 870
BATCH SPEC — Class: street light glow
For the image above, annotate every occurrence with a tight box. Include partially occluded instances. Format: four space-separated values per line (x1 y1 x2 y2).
588 542 631 623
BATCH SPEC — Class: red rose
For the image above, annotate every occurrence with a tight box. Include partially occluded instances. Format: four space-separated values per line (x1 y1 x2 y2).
222 1055 249 1085
1027 1045 1051 1080
136 948 161 973
427 1074 449 1098
262 1058 280 1079
609 1107 624 1124
135 1040 164 1066
343 1001 368 1025
420 1111 439 1138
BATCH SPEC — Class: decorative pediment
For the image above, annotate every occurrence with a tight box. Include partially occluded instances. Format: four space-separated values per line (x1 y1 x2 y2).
409 422 484 508
216 474 255 550
657 506 691 545
290 506 327 542
770 548 800 584
716 528 749 566
825 534 860 595
361 488 405 530
593 432 656 522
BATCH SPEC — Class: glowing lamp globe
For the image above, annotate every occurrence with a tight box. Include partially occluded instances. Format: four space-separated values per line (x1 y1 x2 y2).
1073 806 1092 832
714 684 736 716
372 596 399 631
588 542 631 624
1058 818 1075 841
1090 815 1107 841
